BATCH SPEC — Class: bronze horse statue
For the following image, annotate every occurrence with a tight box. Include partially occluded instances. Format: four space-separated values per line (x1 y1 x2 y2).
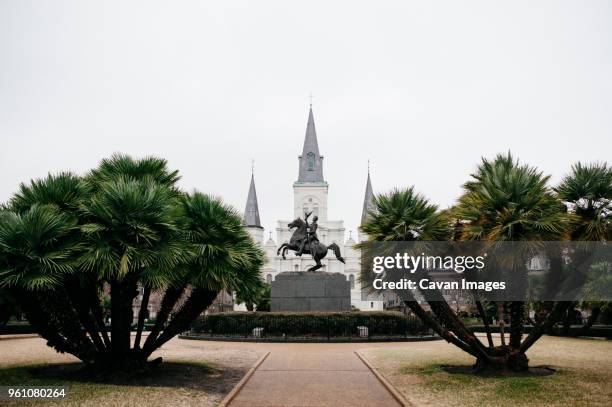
277 217 345 272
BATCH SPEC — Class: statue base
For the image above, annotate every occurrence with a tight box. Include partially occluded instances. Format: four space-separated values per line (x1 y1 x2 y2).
271 272 351 312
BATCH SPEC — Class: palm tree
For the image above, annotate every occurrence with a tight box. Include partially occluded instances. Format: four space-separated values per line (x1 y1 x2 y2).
453 153 575 370
555 162 611 335
85 153 184 355
556 162 611 242
0 205 99 363
5 173 114 362
361 154 579 372
360 188 487 360
78 177 186 368
0 155 265 374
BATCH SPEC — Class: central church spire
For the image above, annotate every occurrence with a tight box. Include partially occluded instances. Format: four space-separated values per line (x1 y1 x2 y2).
293 106 328 221
297 106 325 183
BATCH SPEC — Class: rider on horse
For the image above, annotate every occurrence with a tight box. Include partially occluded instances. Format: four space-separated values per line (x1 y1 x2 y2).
296 211 318 256
277 213 344 272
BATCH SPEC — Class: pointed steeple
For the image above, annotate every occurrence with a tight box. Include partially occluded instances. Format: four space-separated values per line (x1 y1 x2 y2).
297 106 325 183
361 167 374 226
244 171 262 229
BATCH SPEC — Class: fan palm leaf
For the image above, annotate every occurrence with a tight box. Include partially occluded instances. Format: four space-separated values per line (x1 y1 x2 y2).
180 192 264 295
0 205 79 291
556 162 611 241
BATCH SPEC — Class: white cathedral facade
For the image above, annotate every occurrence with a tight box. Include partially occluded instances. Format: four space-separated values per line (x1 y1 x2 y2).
237 107 383 311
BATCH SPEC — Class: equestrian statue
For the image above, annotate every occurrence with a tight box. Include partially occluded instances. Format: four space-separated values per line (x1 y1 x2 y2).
277 211 345 272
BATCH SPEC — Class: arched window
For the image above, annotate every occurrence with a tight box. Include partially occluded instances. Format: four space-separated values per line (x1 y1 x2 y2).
307 152 315 171
312 203 319 216
349 274 355 289
294 264 299 271
266 274 272 283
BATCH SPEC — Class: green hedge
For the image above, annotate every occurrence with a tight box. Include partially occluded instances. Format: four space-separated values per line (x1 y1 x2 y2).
191 311 427 338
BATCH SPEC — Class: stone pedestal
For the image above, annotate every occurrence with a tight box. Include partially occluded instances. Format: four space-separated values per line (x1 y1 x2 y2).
271 272 351 312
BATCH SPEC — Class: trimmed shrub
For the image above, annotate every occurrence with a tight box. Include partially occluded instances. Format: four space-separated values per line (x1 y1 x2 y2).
191 311 428 338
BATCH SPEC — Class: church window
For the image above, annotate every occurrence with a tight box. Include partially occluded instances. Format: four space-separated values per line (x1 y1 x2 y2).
349 274 355 289
266 274 272 283
307 152 315 171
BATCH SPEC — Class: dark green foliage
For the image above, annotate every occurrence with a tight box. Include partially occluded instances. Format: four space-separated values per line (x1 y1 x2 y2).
0 288 21 326
360 153 605 372
0 205 80 290
0 154 264 374
555 162 611 241
455 153 575 242
555 162 612 335
361 187 449 241
9 172 89 214
191 311 426 338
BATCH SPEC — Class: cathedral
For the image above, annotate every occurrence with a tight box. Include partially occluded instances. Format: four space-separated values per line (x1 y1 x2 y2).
238 106 384 311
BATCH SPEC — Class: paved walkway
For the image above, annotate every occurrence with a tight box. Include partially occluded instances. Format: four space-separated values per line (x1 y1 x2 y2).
228 345 403 407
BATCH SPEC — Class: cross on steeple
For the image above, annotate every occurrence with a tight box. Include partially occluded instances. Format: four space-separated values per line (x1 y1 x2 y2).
309 93 314 107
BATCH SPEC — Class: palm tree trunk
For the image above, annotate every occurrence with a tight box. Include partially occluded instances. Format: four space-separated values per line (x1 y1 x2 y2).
574 306 601 337
428 300 491 360
72 301 107 353
509 301 524 348
65 278 107 353
20 293 78 356
497 302 506 346
520 301 572 353
403 301 478 357
89 293 111 349
476 300 494 347
22 289 97 363
134 287 151 349
110 279 137 361
419 283 490 357
144 288 217 358
142 286 183 353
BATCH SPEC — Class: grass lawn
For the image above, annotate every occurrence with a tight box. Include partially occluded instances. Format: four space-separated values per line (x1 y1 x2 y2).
0 361 223 407
360 335 612 407
0 336 263 407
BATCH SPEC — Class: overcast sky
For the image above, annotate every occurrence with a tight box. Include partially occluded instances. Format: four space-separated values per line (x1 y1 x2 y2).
1 1 610 239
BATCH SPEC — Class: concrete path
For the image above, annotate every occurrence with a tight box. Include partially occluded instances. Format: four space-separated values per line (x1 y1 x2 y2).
228 345 403 407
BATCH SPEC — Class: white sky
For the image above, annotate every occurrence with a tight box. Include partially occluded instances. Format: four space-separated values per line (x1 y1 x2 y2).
1 1 611 239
